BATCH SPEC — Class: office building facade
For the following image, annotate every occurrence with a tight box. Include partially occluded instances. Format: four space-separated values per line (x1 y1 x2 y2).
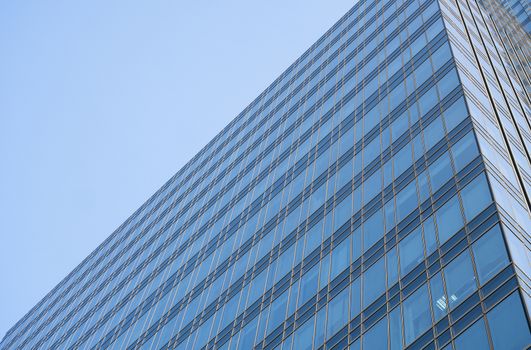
1 0 530 349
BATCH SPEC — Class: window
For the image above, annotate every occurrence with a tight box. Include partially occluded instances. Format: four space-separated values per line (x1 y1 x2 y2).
423 216 438 255
292 316 314 350
403 285 432 345
387 247 399 286
435 195 463 244
327 287 349 336
454 318 490 350
350 277 361 318
451 132 479 171
399 226 424 276
430 272 447 320
334 195 353 231
389 307 403 350
487 292 531 350
396 181 418 222
429 152 453 192
444 250 477 309
363 258 386 307
363 316 388 349
363 208 384 251
460 174 492 221
443 96 468 132
472 225 509 284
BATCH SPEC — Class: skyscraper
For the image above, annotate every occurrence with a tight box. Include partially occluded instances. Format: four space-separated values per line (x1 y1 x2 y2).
1 0 530 348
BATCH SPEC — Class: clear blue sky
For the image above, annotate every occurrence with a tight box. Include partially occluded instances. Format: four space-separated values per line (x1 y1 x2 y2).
0 0 355 338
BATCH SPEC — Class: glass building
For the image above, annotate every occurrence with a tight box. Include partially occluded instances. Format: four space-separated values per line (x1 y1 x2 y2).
1 0 530 349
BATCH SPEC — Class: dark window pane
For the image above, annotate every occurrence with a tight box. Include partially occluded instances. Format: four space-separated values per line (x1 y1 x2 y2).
454 318 489 350
472 225 509 284
487 292 531 350
399 226 424 276
444 250 477 309
460 174 492 221
435 196 463 244
363 315 388 350
363 258 386 307
403 285 432 345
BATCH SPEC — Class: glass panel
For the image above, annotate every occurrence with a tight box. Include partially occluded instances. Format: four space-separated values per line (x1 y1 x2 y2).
451 132 479 171
326 288 349 336
472 225 509 284
389 306 403 350
350 278 361 318
292 316 314 350
403 285 432 345
363 258 386 307
460 174 492 221
430 272 448 320
363 315 388 350
487 292 531 350
454 318 489 350
435 196 463 244
399 226 424 276
444 250 477 309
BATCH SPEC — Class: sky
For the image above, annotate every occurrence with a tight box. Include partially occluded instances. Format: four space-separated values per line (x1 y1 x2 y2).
0 0 356 339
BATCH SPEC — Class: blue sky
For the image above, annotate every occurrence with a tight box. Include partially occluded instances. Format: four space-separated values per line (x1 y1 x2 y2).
0 0 355 338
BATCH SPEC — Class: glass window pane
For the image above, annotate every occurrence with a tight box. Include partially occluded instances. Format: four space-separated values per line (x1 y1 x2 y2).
363 258 386 307
292 316 314 350
363 315 388 350
487 292 531 350
435 196 463 244
389 306 403 350
430 272 448 320
350 278 361 318
399 226 424 276
327 288 349 336
472 225 509 284
454 318 489 350
451 132 479 171
444 250 477 308
403 285 432 345
429 152 453 192
363 208 384 251
460 174 492 221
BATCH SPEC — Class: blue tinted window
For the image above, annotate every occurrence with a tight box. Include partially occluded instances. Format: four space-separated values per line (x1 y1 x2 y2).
363 208 384 250
472 225 509 284
487 292 531 350
399 226 424 276
423 216 438 255
327 287 349 336
403 285 432 345
292 316 314 350
423 116 445 150
389 306 403 350
460 174 492 221
314 307 326 347
363 258 386 307
451 132 479 171
334 195 352 231
429 152 453 192
387 247 399 286
444 250 477 308
350 278 361 318
363 316 388 350
396 181 418 222
443 96 468 132
435 196 463 244
430 272 448 320
454 318 489 350
330 239 349 280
